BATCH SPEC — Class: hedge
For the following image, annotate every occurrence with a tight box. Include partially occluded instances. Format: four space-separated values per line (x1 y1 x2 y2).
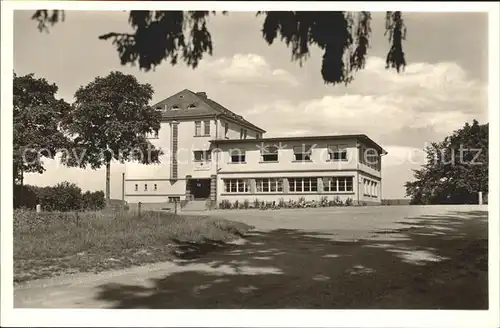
14 181 105 212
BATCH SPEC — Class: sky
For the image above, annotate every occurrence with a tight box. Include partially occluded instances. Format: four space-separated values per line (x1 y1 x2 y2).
13 10 489 199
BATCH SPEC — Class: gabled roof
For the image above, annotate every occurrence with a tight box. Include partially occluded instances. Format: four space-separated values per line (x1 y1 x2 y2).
152 89 266 133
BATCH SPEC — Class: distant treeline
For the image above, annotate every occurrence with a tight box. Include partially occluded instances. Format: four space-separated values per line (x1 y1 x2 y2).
14 181 105 212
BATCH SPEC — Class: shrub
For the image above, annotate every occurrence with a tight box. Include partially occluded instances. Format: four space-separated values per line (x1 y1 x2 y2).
14 185 38 209
219 199 231 209
278 197 286 208
320 196 328 207
345 197 353 206
233 200 239 209
243 199 250 209
81 190 105 211
253 198 260 208
298 196 306 204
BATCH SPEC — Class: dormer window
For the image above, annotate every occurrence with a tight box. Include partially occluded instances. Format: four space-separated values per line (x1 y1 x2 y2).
171 105 180 110
187 104 197 109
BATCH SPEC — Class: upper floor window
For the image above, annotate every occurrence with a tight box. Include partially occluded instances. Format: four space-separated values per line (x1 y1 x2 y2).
328 144 348 161
224 122 229 138
187 104 196 109
203 120 211 136
194 150 212 162
256 133 261 139
261 145 279 162
240 128 247 139
134 184 138 191
154 184 158 191
229 149 246 163
171 105 180 110
293 145 312 161
144 184 148 192
362 147 380 171
195 121 202 136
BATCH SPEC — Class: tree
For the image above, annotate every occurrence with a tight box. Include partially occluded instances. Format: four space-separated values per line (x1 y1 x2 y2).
31 10 407 85
405 120 488 205
13 72 71 186
60 71 162 206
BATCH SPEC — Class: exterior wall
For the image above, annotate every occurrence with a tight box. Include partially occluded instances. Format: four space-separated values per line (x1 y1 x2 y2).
125 179 187 203
358 172 382 204
213 138 360 173
217 170 359 204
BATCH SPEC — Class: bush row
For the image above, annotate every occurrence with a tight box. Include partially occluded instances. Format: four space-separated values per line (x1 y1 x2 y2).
14 182 105 212
218 196 357 210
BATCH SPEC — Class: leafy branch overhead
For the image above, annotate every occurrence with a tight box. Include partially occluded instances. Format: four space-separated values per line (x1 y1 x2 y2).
32 10 407 85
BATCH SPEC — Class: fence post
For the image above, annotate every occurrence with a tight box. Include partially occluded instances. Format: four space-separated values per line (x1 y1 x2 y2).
36 204 41 213
478 191 483 205
138 202 142 217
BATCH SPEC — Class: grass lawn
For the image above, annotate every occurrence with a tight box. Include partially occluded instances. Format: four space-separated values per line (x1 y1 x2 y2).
13 209 253 284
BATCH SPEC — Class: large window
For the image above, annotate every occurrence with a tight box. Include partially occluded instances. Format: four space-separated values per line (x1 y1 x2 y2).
324 177 353 192
328 144 348 161
293 145 312 161
203 120 211 136
195 121 202 136
261 145 279 162
194 150 212 162
360 145 380 171
256 178 283 193
223 179 250 193
288 177 318 192
229 149 246 163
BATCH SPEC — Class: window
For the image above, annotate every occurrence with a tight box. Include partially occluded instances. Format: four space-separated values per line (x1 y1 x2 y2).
195 121 202 136
288 177 318 192
171 105 180 110
203 120 210 136
256 178 283 193
240 128 247 139
194 150 212 162
261 145 279 162
223 179 249 193
324 177 354 192
144 184 148 192
224 122 229 138
134 184 138 191
229 149 246 163
360 145 380 171
328 144 348 161
188 104 196 109
154 184 158 191
256 133 261 139
168 196 180 203
293 145 312 161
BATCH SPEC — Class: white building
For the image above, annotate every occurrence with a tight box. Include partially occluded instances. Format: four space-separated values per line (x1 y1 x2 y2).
124 89 387 210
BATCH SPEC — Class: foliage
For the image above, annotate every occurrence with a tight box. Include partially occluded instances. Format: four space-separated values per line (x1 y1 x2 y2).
405 120 488 205
13 72 71 185
60 71 163 202
31 10 407 85
13 182 105 211
82 190 106 211
218 197 356 210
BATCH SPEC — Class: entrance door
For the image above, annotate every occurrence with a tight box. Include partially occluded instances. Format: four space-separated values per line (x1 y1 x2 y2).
190 179 211 199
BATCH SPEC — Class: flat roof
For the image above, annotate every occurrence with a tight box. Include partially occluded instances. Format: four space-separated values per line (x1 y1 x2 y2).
210 134 388 154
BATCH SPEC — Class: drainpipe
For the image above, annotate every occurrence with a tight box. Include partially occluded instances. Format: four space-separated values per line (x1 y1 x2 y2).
214 115 219 206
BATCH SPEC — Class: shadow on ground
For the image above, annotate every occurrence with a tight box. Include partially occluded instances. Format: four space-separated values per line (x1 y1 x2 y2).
95 210 488 309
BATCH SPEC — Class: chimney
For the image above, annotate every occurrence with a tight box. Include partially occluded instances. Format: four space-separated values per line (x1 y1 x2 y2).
196 92 207 99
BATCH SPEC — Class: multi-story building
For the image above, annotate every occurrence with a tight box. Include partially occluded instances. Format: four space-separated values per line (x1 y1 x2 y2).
124 89 387 210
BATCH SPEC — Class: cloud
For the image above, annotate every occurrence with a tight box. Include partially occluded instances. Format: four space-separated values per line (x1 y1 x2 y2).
201 53 299 87
242 56 487 148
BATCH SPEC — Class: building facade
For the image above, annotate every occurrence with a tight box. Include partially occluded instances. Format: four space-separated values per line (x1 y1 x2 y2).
124 89 387 210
